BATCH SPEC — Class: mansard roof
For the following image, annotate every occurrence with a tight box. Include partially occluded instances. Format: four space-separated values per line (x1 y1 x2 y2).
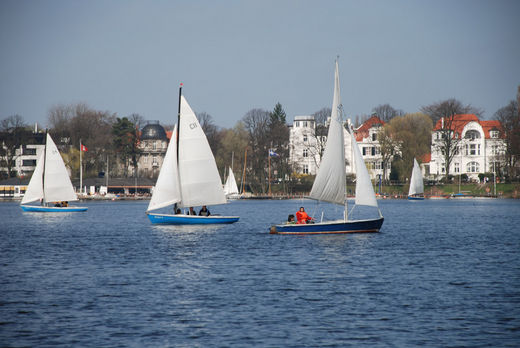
354 115 384 141
433 114 504 139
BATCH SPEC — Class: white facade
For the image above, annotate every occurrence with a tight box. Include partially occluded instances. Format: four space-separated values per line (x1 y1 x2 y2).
429 115 505 181
289 115 387 180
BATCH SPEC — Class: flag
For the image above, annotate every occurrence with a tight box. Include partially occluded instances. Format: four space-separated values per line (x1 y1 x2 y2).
81 144 88 152
269 149 278 157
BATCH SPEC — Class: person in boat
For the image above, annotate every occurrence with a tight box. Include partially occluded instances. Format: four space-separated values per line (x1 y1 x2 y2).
188 207 196 215
175 208 181 214
62 201 68 207
54 202 61 207
296 207 314 224
287 214 295 224
199 205 210 216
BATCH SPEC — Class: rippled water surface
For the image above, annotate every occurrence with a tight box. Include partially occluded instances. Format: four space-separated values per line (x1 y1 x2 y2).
1 199 520 347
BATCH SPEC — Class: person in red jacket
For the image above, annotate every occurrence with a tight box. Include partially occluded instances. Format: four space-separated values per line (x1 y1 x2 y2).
295 206 314 224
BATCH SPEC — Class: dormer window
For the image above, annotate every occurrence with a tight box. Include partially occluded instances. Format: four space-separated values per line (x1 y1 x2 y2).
465 130 481 140
490 130 499 138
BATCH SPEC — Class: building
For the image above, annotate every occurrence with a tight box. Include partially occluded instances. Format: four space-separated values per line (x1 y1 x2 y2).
428 114 505 181
136 122 171 179
289 114 387 180
0 131 45 179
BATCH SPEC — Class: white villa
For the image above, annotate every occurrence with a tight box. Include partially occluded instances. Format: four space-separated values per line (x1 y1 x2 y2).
289 114 387 180
427 114 505 181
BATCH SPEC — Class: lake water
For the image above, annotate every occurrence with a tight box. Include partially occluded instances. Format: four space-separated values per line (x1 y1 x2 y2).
1 198 519 347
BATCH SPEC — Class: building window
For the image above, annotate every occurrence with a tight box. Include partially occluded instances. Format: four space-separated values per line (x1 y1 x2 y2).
22 159 37 166
295 121 299 127
374 161 382 169
490 130 499 138
303 121 308 127
490 162 500 172
491 145 498 155
303 149 308 158
467 144 477 156
153 156 157 165
303 134 308 143
478 144 481 155
371 147 376 156
372 133 377 141
467 161 480 173
465 130 481 140
303 164 309 174
153 141 157 150
23 148 37 155
375 147 380 155
454 162 460 173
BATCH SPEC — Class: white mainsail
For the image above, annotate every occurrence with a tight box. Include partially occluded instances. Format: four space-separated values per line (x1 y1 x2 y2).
21 133 78 205
223 167 239 196
147 125 181 211
408 158 424 196
309 60 346 205
350 131 379 207
21 151 44 204
177 95 227 208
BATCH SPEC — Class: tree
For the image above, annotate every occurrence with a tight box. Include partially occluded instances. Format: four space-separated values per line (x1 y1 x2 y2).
494 97 520 180
112 117 141 177
0 115 29 178
377 124 397 183
372 104 404 122
242 108 270 193
386 113 432 181
268 103 290 193
196 112 220 153
421 99 479 178
215 122 249 187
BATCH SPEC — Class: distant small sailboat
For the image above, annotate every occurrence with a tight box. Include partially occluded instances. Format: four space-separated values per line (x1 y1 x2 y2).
270 60 384 235
407 158 425 200
223 166 240 199
146 85 239 225
20 133 87 212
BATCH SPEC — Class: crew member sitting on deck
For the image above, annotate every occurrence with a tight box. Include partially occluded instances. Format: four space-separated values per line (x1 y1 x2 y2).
188 207 196 215
287 214 295 224
199 205 210 216
296 207 314 224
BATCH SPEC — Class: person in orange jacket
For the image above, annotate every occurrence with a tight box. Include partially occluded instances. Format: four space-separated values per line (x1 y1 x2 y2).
295 206 314 224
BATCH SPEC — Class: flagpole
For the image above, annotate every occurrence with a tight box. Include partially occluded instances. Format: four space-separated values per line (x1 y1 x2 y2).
80 139 83 194
268 149 271 196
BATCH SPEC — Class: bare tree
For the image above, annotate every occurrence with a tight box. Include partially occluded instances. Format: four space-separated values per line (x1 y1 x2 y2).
494 98 520 179
377 124 397 183
242 108 270 193
372 104 404 122
196 112 220 153
421 98 482 125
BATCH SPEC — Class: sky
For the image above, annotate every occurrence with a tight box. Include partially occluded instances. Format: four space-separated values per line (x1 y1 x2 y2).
1 0 519 129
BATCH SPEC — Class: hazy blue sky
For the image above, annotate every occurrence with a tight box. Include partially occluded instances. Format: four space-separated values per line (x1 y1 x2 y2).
1 0 519 128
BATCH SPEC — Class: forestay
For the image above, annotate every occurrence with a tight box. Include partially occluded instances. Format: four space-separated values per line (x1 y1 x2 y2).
147 125 181 211
309 60 346 206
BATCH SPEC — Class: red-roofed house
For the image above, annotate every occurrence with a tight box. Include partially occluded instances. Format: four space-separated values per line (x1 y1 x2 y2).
349 116 387 179
429 114 505 180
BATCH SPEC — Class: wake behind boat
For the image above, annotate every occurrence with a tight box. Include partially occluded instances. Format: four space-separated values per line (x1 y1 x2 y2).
146 85 239 225
20 133 87 213
270 60 384 235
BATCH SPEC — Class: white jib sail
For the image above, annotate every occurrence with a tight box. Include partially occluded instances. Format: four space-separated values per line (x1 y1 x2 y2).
309 60 346 206
43 133 78 203
408 158 424 196
178 95 227 208
147 125 182 211
351 132 378 207
224 167 239 195
21 150 44 204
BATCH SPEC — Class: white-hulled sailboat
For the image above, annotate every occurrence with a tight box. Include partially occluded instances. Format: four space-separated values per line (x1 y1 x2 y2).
146 85 239 224
270 60 384 235
408 158 425 200
20 133 87 212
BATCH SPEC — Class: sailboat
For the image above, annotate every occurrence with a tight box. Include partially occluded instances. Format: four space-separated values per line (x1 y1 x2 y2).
270 60 384 235
146 86 239 224
408 158 425 200
20 133 88 212
223 166 240 199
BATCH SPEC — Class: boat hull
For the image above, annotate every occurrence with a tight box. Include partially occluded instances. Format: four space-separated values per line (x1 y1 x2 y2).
407 196 425 200
21 205 88 212
147 213 239 225
270 217 384 235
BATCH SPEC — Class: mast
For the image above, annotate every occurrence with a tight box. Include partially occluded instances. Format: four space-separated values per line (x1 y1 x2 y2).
177 83 183 166
42 130 47 205
80 139 83 194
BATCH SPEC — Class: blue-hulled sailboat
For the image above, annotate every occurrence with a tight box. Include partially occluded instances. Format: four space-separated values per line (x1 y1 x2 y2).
407 158 425 200
20 133 87 212
270 60 383 235
146 85 239 225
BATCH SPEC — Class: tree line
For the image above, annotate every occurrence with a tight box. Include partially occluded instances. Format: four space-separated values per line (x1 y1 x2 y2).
1 88 519 191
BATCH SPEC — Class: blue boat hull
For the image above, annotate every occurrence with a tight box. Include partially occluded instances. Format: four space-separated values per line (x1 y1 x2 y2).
407 196 425 200
270 217 384 235
147 213 239 225
21 205 88 212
